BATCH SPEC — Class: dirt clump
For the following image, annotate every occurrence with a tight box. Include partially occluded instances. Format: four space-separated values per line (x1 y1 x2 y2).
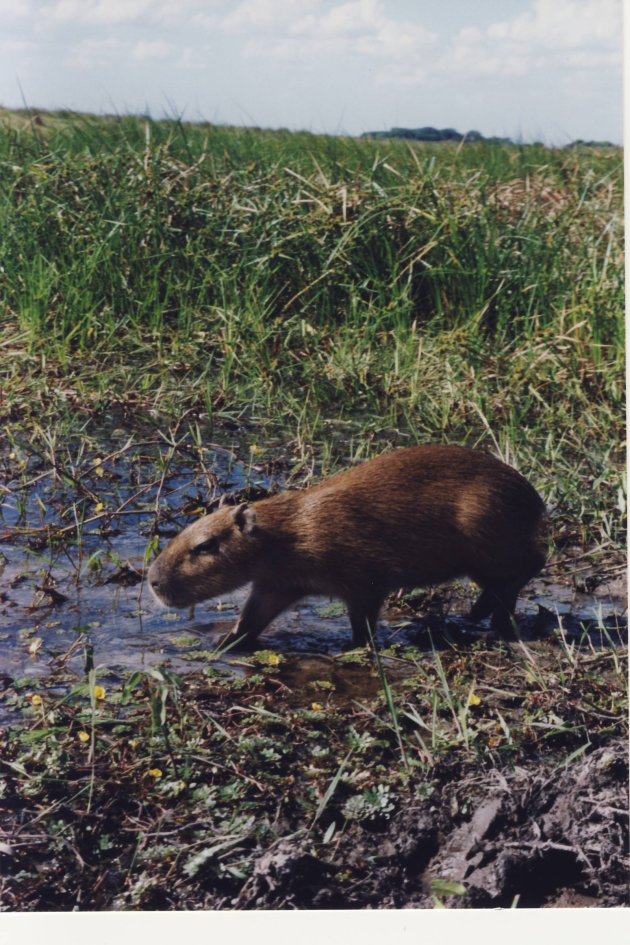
234 739 628 910
416 741 628 908
236 841 336 909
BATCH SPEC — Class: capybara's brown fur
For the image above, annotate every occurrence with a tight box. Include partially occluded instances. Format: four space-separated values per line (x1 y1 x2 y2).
148 445 546 647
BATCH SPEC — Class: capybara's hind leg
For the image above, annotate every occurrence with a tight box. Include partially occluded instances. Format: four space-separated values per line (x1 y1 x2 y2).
489 581 522 638
470 579 522 636
473 547 546 634
469 586 495 622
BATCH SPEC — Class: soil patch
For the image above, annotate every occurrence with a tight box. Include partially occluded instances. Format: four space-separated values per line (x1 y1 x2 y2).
1 641 627 911
235 741 628 909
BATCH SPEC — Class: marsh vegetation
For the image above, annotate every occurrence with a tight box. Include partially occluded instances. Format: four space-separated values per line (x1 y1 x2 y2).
0 109 626 909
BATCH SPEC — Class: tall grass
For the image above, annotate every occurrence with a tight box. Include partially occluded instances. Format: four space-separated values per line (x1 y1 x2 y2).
0 111 625 550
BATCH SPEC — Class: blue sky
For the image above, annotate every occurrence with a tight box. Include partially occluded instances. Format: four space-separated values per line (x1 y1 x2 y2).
0 0 623 144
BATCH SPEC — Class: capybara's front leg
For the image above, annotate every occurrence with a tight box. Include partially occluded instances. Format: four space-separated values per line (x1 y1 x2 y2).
220 584 303 649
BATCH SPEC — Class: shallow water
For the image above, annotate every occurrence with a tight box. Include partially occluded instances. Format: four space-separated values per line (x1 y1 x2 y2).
0 434 626 723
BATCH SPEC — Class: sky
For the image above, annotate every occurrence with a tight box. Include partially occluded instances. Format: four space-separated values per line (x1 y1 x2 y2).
0 0 624 144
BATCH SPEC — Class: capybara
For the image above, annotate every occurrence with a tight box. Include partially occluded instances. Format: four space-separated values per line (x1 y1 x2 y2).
148 445 546 646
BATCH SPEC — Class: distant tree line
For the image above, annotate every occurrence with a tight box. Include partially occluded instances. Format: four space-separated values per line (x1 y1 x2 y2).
361 126 616 148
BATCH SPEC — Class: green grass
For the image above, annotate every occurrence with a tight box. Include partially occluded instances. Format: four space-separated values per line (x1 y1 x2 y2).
0 109 625 552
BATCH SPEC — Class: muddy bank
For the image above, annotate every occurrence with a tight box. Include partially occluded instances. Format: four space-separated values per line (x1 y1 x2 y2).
239 738 628 909
0 634 627 911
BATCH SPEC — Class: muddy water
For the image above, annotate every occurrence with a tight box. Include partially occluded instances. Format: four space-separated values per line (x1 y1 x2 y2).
0 434 626 723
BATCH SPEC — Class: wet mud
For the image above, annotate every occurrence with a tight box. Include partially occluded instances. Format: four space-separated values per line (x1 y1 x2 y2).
238 738 628 909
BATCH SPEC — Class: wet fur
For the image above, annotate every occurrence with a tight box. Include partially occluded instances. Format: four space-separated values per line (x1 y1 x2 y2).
148 445 547 647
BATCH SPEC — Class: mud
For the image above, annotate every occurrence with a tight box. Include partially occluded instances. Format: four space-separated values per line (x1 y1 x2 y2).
236 738 629 909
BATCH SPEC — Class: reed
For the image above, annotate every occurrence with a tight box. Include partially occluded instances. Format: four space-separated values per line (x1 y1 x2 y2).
0 111 624 551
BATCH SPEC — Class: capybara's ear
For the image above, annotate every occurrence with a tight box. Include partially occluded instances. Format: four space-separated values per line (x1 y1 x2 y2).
233 502 257 535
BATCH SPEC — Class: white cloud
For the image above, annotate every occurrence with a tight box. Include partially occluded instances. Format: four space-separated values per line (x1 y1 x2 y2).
0 37 39 57
20 1 622 83
204 0 620 84
486 0 620 48
439 0 622 81
0 0 33 16
42 0 220 28
218 0 317 32
219 0 436 66
68 37 126 69
294 0 387 37
132 39 174 61
373 63 429 89
47 0 155 26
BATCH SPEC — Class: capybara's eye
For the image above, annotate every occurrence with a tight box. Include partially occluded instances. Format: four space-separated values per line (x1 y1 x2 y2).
191 537 220 557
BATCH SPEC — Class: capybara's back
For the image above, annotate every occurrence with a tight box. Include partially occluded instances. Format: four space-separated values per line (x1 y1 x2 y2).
323 445 545 588
148 445 546 646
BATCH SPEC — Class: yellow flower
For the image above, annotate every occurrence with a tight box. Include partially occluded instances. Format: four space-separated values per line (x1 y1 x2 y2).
468 692 481 707
78 731 90 743
31 694 43 706
253 650 283 667
92 458 104 477
311 702 324 711
129 738 139 750
94 502 105 513
148 768 163 779
93 685 106 701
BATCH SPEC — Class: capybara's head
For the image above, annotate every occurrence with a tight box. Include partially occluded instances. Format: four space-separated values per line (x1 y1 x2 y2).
148 502 257 608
